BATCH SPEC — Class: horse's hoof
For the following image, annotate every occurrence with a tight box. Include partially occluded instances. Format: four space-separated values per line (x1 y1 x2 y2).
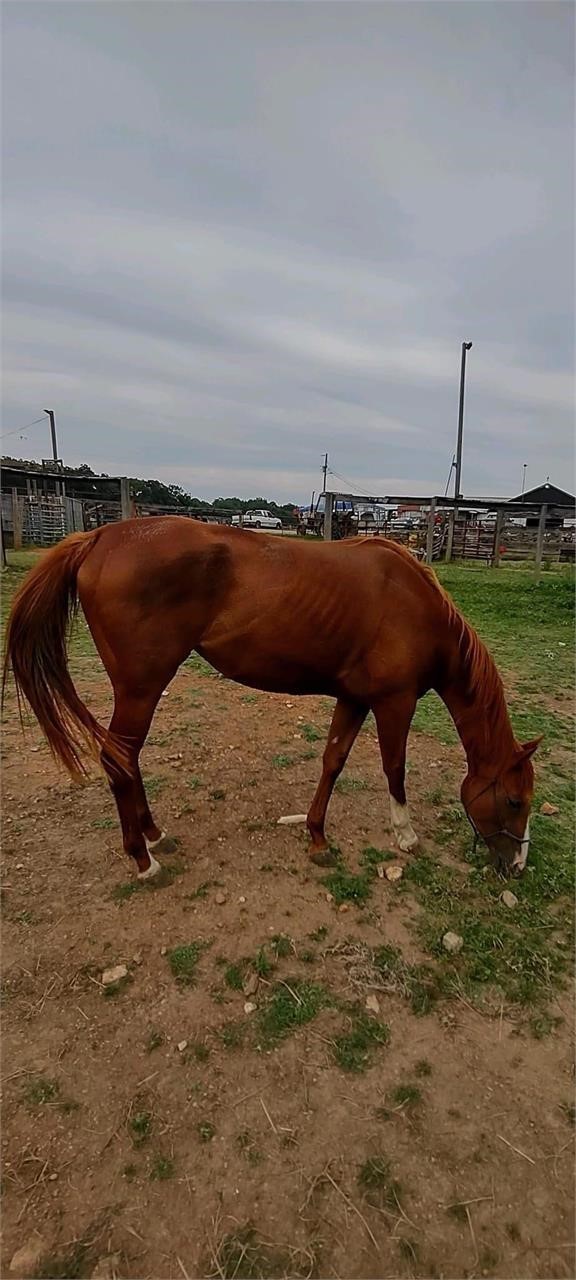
309 847 338 867
138 853 161 881
153 835 179 856
146 831 178 856
397 832 419 853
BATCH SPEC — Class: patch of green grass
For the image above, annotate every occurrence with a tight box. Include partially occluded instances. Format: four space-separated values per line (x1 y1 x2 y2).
240 693 259 703
224 961 248 991
414 1058 432 1077
184 652 217 677
254 946 274 978
219 1020 246 1050
192 1041 210 1063
271 753 295 769
335 775 370 794
129 1110 153 1147
309 924 328 943
123 1163 138 1182
187 774 202 791
90 816 116 829
237 1131 262 1165
332 1008 390 1072
360 845 396 872
146 1029 164 1053
187 879 218 900
23 1076 59 1106
426 787 445 805
143 775 166 800
150 1154 175 1180
300 722 323 742
322 867 372 905
167 942 204 987
257 978 329 1046
271 933 292 959
300 948 316 964
197 1120 215 1143
358 1155 402 1208
391 1082 422 1109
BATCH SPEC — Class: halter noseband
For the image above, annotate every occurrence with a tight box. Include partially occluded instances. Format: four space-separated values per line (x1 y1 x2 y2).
465 777 528 854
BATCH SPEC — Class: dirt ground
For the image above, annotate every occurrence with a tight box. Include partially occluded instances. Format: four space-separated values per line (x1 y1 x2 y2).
1 653 574 1280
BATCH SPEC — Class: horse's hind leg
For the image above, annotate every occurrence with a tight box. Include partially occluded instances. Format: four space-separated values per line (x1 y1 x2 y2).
102 688 167 878
306 698 367 865
372 692 418 852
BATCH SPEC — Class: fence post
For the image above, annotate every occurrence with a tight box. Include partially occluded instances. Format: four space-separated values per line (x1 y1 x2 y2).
119 477 132 521
535 505 547 581
445 510 455 562
425 498 437 564
323 492 334 541
0 510 6 568
12 489 22 550
492 509 505 568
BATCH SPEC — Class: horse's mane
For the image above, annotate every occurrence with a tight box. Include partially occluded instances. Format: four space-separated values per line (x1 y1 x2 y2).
364 538 515 752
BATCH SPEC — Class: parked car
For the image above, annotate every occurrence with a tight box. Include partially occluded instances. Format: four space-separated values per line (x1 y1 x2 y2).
231 509 282 529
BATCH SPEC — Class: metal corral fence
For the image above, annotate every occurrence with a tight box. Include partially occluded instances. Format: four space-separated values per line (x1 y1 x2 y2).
322 492 575 576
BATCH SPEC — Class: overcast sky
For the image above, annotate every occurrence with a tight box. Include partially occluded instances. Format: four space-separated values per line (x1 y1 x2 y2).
2 1 574 503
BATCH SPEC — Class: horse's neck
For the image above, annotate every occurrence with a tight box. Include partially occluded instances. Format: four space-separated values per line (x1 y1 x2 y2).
437 619 516 775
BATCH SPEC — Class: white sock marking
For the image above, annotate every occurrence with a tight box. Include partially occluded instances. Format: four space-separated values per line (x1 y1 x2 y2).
138 853 161 881
146 830 167 851
390 796 419 852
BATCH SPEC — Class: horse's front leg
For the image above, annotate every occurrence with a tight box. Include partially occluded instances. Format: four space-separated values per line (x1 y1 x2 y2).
306 698 367 865
372 692 419 853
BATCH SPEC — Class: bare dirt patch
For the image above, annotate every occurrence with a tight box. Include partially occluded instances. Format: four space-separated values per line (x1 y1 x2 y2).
2 658 574 1279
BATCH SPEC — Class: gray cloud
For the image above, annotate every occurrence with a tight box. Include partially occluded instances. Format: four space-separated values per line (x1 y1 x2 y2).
2 1 574 503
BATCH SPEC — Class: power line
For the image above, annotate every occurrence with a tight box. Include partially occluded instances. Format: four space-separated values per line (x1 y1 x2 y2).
327 466 375 499
0 416 47 443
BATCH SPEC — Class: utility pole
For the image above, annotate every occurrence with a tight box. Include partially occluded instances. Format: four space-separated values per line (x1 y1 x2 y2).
44 409 59 464
322 452 328 493
454 342 472 499
521 463 527 495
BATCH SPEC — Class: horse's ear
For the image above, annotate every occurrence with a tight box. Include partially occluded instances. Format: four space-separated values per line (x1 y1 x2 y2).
515 736 543 764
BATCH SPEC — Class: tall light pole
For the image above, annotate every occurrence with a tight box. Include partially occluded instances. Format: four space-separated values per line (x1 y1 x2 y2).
44 409 59 464
521 463 527 495
454 342 472 500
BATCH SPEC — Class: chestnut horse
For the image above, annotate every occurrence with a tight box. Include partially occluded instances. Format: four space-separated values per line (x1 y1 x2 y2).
4 518 539 880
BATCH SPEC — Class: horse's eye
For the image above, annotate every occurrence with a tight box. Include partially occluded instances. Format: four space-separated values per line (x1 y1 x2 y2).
507 797 522 810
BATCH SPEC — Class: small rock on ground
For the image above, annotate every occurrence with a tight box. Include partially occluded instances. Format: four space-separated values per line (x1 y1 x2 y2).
540 802 559 816
101 964 128 987
442 931 464 955
500 890 518 908
244 1001 257 1014
215 891 227 905
243 972 259 997
385 863 404 882
277 813 308 825
177 1040 188 1053
365 994 380 1014
10 1237 46 1276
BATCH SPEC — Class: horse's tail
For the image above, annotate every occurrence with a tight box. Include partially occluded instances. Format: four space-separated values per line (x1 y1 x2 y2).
3 531 126 779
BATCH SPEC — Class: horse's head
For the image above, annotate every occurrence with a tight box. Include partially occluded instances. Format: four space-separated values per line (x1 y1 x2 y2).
461 738 541 877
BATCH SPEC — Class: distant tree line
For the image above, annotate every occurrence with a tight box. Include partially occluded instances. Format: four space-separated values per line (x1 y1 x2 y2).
1 456 299 521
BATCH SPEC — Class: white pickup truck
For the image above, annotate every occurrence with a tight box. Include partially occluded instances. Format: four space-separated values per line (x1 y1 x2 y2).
231 509 283 529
